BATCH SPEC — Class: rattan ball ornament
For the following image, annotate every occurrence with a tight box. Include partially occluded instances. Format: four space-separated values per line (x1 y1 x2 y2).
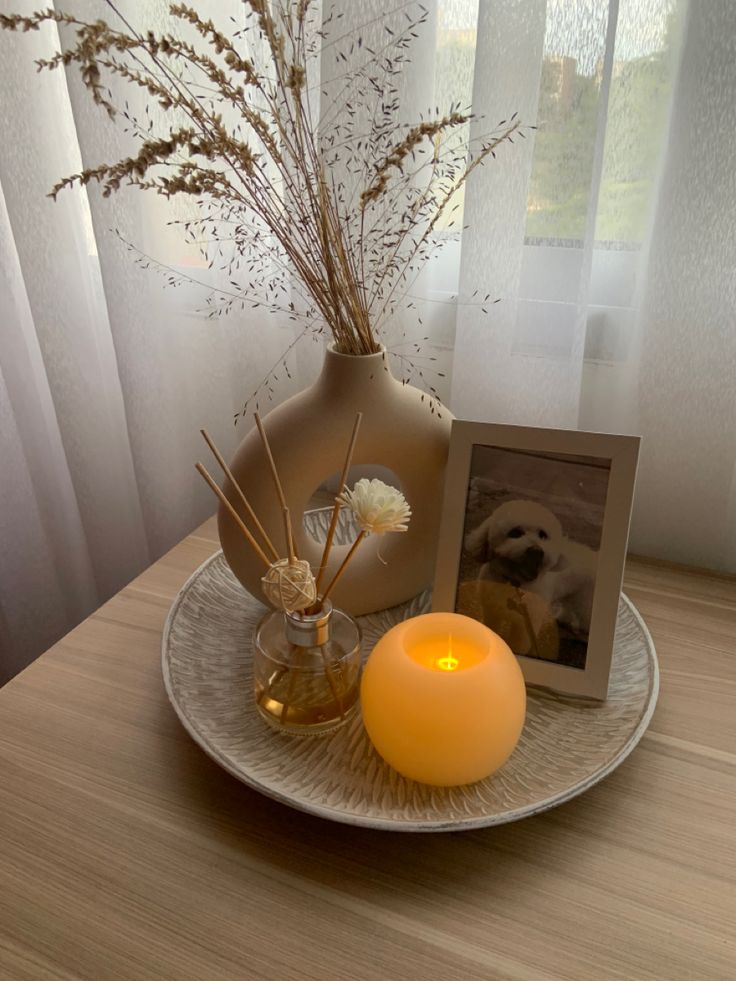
261 558 317 612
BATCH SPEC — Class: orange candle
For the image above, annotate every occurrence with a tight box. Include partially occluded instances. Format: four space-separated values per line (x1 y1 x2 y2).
360 612 526 786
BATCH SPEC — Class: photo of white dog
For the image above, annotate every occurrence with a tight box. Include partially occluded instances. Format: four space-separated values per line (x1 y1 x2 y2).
464 499 598 648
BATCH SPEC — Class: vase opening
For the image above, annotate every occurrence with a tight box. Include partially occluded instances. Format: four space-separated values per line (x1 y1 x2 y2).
330 341 383 357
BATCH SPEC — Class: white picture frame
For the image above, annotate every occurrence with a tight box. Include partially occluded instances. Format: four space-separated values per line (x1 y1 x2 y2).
432 422 640 699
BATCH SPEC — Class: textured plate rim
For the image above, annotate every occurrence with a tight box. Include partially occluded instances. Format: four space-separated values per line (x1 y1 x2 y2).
162 551 659 832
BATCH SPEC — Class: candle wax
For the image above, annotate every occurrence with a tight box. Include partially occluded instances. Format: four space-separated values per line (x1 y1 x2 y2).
361 612 526 786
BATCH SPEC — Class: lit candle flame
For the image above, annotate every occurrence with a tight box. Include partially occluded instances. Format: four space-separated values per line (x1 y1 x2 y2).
436 634 459 672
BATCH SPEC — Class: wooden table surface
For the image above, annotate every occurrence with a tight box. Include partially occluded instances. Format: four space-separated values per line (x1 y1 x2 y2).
1 517 734 981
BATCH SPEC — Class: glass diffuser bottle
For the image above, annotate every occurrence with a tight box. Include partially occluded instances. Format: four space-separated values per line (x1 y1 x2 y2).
253 600 361 736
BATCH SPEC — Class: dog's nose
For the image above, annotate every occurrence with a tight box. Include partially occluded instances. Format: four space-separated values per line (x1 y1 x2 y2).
525 546 544 562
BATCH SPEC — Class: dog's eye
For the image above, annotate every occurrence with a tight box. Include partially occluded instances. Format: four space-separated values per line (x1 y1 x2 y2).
538 529 549 540
508 527 525 539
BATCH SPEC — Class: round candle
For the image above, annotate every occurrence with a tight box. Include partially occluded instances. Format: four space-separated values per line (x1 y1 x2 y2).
360 612 526 786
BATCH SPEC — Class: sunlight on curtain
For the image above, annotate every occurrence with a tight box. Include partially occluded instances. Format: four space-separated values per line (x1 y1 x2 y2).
443 0 735 571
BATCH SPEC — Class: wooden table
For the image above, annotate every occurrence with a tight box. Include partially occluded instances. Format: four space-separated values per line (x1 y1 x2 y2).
1 518 734 981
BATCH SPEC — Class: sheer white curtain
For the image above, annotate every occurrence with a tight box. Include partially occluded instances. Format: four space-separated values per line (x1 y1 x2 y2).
446 0 736 572
0 0 311 682
1 0 734 683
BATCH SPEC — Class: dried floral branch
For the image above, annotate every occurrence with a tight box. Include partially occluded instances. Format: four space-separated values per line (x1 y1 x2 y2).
2 2 528 416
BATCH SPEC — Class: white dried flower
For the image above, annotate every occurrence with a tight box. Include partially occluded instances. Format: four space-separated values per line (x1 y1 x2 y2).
338 478 411 536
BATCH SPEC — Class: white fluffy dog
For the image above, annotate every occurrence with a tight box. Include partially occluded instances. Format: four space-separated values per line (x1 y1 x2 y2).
464 499 597 637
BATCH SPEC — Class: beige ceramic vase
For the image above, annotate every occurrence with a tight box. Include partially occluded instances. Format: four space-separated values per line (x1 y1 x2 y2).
218 345 452 615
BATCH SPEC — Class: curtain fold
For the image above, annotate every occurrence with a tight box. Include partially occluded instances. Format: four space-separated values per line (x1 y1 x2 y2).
1 0 734 683
451 0 556 424
0 0 313 682
0 180 97 677
627 0 736 569
0 7 150 681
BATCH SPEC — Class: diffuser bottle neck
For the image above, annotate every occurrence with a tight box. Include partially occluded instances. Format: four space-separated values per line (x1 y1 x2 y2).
284 600 333 647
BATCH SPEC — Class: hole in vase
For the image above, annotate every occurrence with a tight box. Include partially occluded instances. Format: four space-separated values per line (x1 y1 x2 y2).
304 465 403 545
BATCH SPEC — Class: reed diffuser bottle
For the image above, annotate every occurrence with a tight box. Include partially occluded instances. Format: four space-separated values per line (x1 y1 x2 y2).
253 601 361 736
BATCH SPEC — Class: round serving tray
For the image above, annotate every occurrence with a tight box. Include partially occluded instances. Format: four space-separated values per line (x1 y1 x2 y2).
162 551 659 832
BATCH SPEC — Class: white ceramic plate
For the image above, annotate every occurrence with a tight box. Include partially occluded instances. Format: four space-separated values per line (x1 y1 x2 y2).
162 549 658 832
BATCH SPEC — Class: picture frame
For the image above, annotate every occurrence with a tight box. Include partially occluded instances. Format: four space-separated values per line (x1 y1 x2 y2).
432 422 640 699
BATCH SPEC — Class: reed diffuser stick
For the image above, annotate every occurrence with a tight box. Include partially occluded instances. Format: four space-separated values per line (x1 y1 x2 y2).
283 507 296 565
279 646 301 725
318 649 346 721
195 462 271 567
319 531 367 605
254 413 297 560
314 412 362 596
200 428 279 562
